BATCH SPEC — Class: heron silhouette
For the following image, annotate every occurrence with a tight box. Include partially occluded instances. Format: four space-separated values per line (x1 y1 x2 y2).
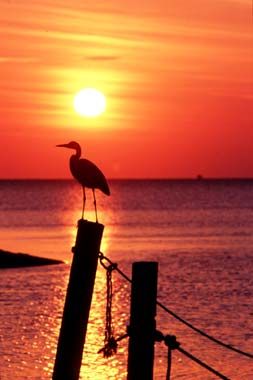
56 141 110 222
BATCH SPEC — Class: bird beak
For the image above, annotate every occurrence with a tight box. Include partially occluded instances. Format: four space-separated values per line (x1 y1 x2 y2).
56 144 69 148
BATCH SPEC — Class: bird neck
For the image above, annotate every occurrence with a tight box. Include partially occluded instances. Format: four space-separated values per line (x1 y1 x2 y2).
75 145 81 158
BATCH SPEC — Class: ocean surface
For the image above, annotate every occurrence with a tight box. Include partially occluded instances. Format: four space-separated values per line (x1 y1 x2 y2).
0 179 253 379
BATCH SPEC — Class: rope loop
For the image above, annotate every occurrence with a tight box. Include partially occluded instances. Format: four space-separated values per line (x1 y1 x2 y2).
98 252 107 270
164 335 180 350
108 263 118 272
155 329 165 342
155 330 180 350
98 251 104 259
99 252 118 272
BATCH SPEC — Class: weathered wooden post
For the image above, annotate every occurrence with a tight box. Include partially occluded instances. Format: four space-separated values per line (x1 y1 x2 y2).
53 219 104 380
127 261 158 380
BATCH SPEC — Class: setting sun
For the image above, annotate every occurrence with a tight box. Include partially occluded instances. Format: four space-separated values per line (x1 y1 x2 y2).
73 88 106 117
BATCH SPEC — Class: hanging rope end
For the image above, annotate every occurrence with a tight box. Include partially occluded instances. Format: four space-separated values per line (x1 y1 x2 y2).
98 336 118 358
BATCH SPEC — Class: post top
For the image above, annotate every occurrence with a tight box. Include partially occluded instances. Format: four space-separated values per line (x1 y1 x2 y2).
133 261 158 268
77 219 104 229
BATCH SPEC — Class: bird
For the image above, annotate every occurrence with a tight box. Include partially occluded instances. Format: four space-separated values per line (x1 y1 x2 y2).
56 141 110 222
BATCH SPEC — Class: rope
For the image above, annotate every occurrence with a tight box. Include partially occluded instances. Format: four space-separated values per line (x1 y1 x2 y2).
166 346 172 380
163 335 179 380
99 255 118 357
157 300 253 359
99 252 132 283
177 346 230 380
158 332 230 380
99 252 253 360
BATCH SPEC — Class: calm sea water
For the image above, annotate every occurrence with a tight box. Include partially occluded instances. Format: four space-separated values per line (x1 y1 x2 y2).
0 179 253 379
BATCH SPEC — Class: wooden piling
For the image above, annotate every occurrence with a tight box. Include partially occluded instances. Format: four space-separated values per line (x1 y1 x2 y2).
127 261 158 380
53 219 104 380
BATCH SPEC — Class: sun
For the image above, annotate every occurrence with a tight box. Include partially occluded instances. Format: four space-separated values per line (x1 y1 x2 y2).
73 88 106 117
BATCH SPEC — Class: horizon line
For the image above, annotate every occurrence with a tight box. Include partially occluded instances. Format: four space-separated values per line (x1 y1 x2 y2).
1 177 253 181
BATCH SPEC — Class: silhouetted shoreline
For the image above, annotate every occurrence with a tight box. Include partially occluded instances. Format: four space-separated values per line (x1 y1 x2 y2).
0 249 64 268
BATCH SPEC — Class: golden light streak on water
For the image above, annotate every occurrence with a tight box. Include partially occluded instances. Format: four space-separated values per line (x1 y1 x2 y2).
54 206 125 379
78 265 129 379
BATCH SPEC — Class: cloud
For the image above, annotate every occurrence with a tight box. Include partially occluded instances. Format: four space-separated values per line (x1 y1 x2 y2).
83 55 120 61
0 56 39 64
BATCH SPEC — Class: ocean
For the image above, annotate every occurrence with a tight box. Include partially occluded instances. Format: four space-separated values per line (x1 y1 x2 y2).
0 179 252 379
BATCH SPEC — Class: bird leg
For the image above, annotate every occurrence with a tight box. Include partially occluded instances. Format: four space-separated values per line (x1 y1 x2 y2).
92 189 98 223
82 186 86 219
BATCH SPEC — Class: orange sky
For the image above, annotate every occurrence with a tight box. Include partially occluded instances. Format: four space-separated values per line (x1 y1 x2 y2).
0 0 252 178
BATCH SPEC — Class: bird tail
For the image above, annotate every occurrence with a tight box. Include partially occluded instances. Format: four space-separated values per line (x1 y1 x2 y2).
103 181 110 196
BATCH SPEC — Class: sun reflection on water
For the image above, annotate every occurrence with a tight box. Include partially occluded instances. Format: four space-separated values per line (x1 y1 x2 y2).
79 265 129 380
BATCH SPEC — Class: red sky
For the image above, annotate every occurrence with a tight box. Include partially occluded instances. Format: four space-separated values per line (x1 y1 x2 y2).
0 0 252 178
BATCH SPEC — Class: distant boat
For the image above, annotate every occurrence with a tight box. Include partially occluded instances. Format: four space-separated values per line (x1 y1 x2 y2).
196 174 204 180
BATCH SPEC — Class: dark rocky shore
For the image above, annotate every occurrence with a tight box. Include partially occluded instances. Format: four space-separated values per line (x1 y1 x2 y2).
0 249 64 268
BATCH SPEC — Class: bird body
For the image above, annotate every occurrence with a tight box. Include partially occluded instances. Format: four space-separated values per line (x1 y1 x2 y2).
57 141 110 221
69 156 110 196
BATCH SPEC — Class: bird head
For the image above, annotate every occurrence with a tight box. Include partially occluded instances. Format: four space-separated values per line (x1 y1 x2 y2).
56 141 80 150
56 141 81 157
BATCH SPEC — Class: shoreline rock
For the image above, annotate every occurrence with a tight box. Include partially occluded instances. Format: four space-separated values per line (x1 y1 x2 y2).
0 249 64 268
